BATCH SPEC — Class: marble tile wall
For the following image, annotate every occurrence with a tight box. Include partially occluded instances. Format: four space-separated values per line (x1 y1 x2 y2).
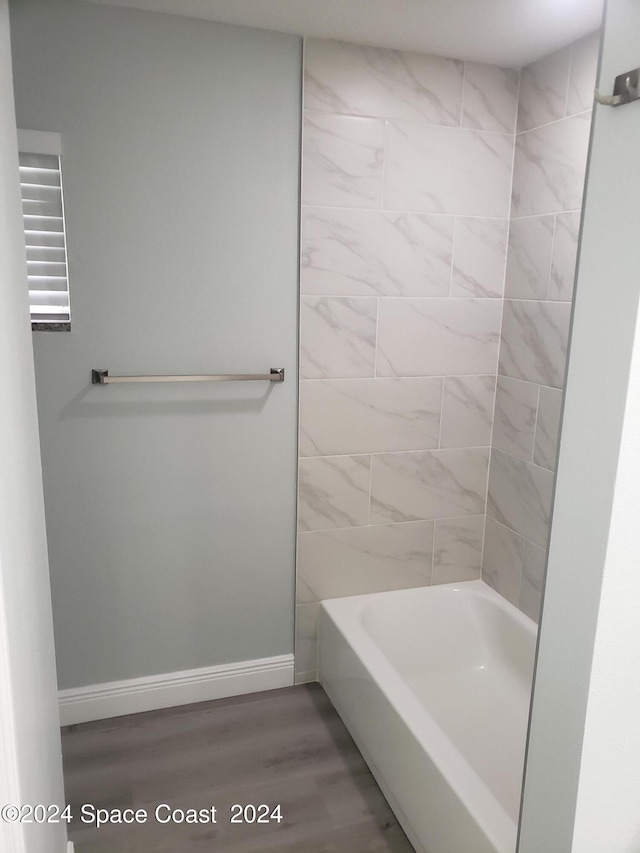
296 38 518 682
483 33 600 621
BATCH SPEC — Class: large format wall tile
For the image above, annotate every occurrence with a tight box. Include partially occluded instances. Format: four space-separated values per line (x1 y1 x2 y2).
549 211 581 301
297 39 533 648
385 121 514 216
519 539 546 622
294 603 319 680
298 455 371 531
302 113 385 208
481 37 597 619
304 39 464 126
377 298 501 377
517 47 571 132
451 217 509 298
504 215 555 300
493 376 538 461
440 375 495 448
301 208 453 297
300 378 443 456
462 63 519 133
499 299 571 388
432 515 484 584
567 32 600 116
297 521 434 603
487 448 553 548
482 515 524 605
300 297 377 379
511 112 592 216
534 386 563 470
370 448 489 524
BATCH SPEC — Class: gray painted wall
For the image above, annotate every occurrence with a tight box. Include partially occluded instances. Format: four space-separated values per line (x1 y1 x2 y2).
10 0 301 690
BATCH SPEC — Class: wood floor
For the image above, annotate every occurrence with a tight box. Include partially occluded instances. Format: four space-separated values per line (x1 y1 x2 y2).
62 683 415 852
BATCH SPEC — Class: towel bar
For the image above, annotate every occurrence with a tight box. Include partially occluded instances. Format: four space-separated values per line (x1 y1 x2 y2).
91 368 285 385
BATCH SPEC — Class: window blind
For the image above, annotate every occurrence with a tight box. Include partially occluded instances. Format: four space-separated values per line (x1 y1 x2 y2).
18 131 70 324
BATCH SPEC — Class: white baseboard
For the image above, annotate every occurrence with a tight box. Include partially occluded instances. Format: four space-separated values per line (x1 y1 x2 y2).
59 654 294 725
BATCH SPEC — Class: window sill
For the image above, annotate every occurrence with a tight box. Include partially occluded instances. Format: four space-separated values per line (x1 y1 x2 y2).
32 322 71 332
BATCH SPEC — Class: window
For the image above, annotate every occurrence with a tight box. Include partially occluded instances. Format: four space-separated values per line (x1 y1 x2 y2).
18 130 71 330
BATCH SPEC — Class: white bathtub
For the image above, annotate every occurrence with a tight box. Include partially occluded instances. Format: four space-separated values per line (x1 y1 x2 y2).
318 580 536 853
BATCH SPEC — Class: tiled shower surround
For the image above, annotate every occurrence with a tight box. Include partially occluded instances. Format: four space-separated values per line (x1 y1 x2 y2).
483 33 599 620
295 36 599 682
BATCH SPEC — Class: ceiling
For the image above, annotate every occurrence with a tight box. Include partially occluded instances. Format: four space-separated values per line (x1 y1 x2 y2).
86 0 603 67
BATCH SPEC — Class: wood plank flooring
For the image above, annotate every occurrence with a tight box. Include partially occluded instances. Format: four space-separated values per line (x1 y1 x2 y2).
62 683 415 852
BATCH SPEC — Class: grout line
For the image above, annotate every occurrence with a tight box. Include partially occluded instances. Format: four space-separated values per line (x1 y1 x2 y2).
500 296 572 306
564 45 573 119
512 67 521 136
299 512 484 537
479 422 495 582
479 508 489 585
449 217 457 297
303 106 515 137
459 62 466 128
366 452 374 526
301 294 569 304
430 519 437 585
494 373 564 393
487 514 547 559
389 116 514 137
488 514 525 540
515 532 525 609
523 534 546 554
509 208 585 222
491 443 556 475
479 347 501 579
546 214 558 301
482 88 518 583
301 202 510 221
487 514 528 583
372 298 380 378
301 294 506 301
514 107 592 137
363 328 376 525
532 385 542 464
498 215 509 300
437 376 446 449
300 446 491 461
299 373 496 381
380 119 388 211
517 210 555 221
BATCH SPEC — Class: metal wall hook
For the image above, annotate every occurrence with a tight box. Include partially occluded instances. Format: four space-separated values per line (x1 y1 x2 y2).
595 67 640 107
